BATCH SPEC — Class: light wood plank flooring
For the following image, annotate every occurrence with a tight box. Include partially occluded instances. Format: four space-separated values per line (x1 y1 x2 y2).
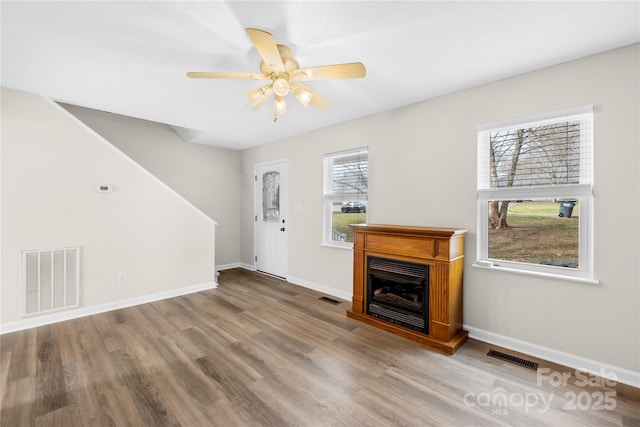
1 268 639 426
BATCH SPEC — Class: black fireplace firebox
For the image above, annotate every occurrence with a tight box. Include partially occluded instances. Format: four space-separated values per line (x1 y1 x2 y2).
366 256 429 333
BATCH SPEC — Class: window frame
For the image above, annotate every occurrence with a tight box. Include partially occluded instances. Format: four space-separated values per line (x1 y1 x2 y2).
476 106 595 282
323 147 368 248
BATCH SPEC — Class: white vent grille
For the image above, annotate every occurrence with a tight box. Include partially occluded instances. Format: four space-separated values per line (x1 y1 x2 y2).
22 247 80 316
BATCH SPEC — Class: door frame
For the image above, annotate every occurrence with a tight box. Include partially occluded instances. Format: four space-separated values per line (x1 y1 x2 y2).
253 159 288 279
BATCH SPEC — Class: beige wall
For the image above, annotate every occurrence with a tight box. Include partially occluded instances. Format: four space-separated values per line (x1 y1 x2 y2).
1 88 216 325
240 44 640 374
60 105 241 267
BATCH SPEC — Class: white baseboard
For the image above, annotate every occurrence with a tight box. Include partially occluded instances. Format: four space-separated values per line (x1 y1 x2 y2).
240 262 256 271
216 262 255 271
228 262 350 300
0 281 217 335
287 275 352 302
465 325 640 388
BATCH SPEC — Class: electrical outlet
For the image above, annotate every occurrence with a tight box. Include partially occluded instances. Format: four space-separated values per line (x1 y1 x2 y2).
118 272 127 283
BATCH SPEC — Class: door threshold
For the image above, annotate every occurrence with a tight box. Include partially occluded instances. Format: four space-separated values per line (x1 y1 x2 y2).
256 270 287 281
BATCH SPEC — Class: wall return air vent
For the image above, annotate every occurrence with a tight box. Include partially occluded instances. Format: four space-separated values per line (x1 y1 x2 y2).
22 247 80 316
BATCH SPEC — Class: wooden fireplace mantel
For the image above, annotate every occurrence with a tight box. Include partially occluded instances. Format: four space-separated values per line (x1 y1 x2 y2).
347 224 468 355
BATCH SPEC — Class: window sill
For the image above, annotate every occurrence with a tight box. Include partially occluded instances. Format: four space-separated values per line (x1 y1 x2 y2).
321 242 353 250
472 262 599 285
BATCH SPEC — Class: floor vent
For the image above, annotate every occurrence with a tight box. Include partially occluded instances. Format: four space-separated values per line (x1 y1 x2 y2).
319 296 341 305
22 247 80 316
487 349 539 370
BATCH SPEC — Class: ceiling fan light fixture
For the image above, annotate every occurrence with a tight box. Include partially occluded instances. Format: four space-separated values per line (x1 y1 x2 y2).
293 86 313 107
274 95 286 115
247 87 264 106
247 84 273 106
188 28 365 121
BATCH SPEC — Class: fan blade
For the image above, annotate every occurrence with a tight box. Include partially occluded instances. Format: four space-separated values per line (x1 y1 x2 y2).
291 83 334 111
186 72 267 79
293 62 366 81
246 28 285 74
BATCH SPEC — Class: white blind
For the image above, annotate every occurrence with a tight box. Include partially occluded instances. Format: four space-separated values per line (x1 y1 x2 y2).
478 106 593 196
324 148 368 200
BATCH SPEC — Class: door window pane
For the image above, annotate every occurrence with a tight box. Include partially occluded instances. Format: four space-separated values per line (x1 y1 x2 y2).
262 171 280 222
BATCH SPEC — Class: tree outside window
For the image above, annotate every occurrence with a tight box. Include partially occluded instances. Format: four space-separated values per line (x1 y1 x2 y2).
477 107 593 280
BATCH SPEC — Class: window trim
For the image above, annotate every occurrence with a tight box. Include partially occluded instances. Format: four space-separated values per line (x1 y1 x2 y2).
476 106 595 281
323 147 368 247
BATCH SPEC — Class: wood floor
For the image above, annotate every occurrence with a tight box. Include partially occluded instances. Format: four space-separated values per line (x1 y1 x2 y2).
1 268 639 426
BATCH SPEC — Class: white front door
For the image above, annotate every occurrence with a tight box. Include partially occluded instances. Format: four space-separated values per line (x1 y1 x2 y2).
254 160 288 279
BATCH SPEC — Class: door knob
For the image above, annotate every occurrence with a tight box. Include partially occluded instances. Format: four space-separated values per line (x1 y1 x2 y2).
280 227 286 232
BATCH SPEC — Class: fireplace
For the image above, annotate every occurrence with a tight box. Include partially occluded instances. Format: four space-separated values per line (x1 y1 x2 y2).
367 256 429 333
347 224 468 354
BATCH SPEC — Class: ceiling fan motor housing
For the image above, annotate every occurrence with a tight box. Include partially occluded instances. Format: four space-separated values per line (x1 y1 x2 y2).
273 78 290 96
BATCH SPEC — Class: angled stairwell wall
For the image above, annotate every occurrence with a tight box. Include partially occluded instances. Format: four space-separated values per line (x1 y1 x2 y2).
58 104 242 267
1 87 217 332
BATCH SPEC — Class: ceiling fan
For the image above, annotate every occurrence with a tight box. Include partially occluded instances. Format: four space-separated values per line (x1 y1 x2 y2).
187 28 366 122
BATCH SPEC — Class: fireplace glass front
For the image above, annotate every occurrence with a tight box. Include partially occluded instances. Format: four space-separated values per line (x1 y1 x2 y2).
366 256 429 333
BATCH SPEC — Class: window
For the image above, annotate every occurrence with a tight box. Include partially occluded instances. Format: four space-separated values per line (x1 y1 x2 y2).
477 106 594 281
323 148 368 246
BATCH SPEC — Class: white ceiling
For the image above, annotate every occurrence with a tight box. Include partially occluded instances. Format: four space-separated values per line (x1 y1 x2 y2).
2 1 638 150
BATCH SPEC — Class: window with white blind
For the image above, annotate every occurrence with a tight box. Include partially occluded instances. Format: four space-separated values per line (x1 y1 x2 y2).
323 148 368 246
476 106 595 281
